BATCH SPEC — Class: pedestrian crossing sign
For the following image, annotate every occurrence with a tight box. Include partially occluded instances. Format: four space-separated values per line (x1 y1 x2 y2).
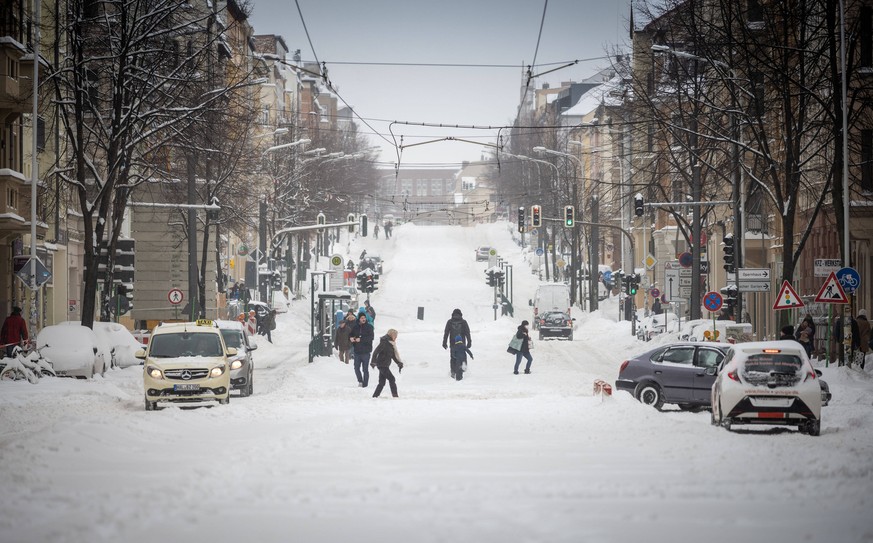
772 280 804 310
814 272 849 304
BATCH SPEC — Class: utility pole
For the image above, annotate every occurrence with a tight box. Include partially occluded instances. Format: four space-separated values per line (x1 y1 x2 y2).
259 198 268 303
589 195 600 311
690 111 703 321
570 184 578 305
187 153 199 319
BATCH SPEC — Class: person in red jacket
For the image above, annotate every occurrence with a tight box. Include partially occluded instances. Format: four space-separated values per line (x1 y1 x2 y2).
1 306 29 357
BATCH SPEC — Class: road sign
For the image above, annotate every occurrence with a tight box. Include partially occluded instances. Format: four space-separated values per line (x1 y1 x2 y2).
168 288 184 305
678 287 692 297
814 259 841 278
602 270 613 283
814 272 849 304
535 248 544 256
650 288 661 299
704 291 723 312
330 255 343 267
644 254 657 270
489 248 497 256
736 282 771 292
248 248 264 263
836 267 860 294
679 252 693 268
13 256 51 290
737 268 771 280
773 280 804 310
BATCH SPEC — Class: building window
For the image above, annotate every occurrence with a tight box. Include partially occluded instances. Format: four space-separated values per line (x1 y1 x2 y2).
84 0 99 18
7 57 18 80
861 6 872 68
861 129 873 192
86 69 99 106
7 187 18 210
747 0 764 23
36 116 45 151
646 121 654 153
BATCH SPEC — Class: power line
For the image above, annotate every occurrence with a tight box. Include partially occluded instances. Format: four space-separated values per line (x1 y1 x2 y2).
294 0 322 74
301 58 609 69
519 0 550 120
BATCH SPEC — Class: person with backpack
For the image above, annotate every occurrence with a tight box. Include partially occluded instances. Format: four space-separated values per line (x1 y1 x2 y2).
262 309 277 343
349 311 375 387
370 328 404 398
450 334 474 381
1 306 28 357
442 308 471 378
364 299 376 321
335 313 355 364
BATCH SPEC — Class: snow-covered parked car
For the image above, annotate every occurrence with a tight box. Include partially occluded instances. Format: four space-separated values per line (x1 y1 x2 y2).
37 323 108 379
711 341 822 435
93 322 145 368
636 312 680 342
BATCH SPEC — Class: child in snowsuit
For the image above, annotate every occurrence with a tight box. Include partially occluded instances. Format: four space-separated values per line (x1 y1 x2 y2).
450 334 473 381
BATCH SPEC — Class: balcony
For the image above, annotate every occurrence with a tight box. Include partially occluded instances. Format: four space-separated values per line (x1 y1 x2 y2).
0 37 31 114
0 168 47 240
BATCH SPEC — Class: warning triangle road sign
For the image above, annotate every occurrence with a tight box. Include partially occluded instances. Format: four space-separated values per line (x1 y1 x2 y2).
773 280 805 310
814 272 849 304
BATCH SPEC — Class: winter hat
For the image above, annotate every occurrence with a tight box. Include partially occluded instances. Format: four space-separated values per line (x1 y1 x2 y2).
452 308 462 317
521 320 529 327
11 306 21 315
860 309 868 318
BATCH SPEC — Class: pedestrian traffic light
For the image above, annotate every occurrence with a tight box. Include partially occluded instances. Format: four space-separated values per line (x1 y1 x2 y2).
531 205 542 228
347 213 355 233
361 214 368 237
723 235 735 272
563 205 575 227
517 207 525 233
634 194 644 217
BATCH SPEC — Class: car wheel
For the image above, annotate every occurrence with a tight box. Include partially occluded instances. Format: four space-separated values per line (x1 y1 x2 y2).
219 395 230 405
806 420 821 436
247 373 254 396
722 418 733 431
145 397 156 411
635 382 665 410
538 332 543 341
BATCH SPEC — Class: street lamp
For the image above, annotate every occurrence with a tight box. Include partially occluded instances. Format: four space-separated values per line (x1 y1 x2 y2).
263 138 311 154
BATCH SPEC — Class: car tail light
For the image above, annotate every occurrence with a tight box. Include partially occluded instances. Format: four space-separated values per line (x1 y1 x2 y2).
727 370 740 382
619 360 629 374
804 370 816 382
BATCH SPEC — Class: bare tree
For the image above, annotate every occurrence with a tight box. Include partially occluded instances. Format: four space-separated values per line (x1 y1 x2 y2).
48 0 254 326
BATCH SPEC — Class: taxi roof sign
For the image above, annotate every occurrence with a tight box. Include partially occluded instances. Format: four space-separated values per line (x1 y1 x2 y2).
196 319 215 327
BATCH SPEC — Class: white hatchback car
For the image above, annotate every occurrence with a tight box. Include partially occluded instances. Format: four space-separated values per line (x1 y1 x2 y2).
37 323 108 379
710 340 822 436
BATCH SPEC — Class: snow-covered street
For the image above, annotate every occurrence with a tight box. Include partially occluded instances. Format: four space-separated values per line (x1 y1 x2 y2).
1 222 872 543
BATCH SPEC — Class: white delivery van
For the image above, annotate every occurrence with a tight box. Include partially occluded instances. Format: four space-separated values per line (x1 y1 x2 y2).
530 284 571 330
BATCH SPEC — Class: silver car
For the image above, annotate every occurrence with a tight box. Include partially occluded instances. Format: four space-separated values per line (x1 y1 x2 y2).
216 320 257 397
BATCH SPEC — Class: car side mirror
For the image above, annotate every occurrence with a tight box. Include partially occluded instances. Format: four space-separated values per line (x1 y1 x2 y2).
704 366 717 376
248 338 258 350
226 347 238 357
814 369 822 377
528 299 533 306
135 348 147 360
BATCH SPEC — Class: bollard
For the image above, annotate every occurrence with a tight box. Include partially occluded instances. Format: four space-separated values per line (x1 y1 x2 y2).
417 306 424 320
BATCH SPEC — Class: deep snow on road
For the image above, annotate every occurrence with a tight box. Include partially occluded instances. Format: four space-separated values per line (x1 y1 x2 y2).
1 222 872 543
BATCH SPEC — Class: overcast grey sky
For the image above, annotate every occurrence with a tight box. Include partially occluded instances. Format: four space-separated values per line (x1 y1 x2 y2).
248 0 633 167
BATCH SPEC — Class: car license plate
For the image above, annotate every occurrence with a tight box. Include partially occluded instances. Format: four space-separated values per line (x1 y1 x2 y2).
749 396 794 408
174 383 200 392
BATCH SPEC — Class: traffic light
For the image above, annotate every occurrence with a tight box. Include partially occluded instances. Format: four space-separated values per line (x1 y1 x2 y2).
347 213 355 233
356 272 367 291
361 214 368 237
517 207 525 233
634 194 644 217
370 273 379 292
486 270 496 287
495 270 505 288
563 205 575 227
629 274 640 295
531 205 542 228
317 212 326 233
723 235 735 271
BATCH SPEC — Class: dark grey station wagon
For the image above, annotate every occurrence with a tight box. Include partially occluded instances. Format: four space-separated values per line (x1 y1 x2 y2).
615 342 730 410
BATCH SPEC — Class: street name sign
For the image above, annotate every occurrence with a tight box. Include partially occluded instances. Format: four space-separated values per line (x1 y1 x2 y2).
737 268 771 280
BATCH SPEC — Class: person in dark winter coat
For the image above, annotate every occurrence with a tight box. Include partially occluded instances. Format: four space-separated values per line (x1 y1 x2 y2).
262 309 276 343
1 306 28 357
449 334 473 381
442 308 471 378
349 312 375 387
370 329 403 398
335 313 355 364
364 299 376 321
513 320 533 374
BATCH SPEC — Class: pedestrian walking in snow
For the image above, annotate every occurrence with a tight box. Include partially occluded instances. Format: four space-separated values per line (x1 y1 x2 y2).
856 309 870 370
364 299 376 321
384 221 393 239
442 308 471 378
374 224 380 239
511 320 534 375
335 313 355 364
350 312 375 387
262 309 276 344
450 334 473 381
370 328 403 397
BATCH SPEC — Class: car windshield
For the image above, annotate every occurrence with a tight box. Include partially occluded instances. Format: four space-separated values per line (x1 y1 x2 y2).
219 329 243 349
543 313 567 323
149 332 223 358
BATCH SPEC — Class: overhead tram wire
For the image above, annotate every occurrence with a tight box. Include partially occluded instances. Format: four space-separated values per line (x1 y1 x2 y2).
518 0 550 125
294 0 322 72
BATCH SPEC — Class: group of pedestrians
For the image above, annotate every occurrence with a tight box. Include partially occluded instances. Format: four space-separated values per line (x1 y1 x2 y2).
779 310 871 369
238 306 277 343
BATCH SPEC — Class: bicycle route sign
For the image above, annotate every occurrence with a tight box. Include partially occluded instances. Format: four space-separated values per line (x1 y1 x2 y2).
836 267 860 294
